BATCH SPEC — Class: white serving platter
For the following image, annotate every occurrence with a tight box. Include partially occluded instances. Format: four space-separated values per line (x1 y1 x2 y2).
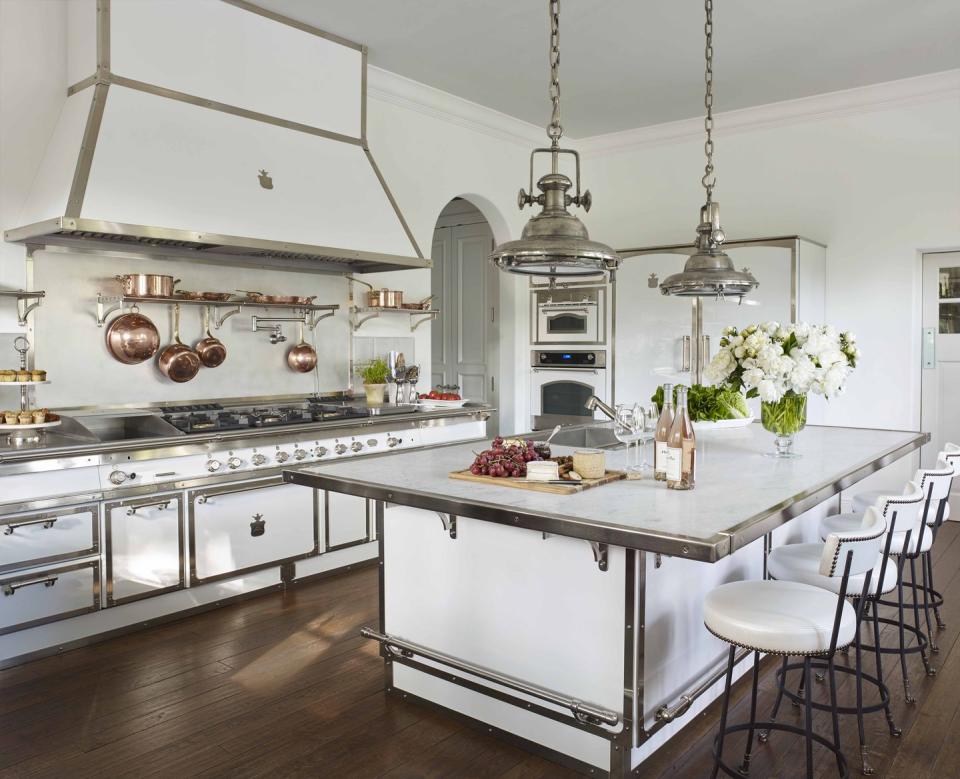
415 398 470 409
691 416 755 432
0 380 50 386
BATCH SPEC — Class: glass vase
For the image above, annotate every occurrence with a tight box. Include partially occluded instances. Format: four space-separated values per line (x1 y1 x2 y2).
761 393 807 458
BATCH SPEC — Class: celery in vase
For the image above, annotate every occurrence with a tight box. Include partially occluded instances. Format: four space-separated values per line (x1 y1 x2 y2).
761 392 807 458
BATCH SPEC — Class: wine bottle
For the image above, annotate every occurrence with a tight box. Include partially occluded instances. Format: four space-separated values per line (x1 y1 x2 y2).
666 386 696 490
654 383 674 482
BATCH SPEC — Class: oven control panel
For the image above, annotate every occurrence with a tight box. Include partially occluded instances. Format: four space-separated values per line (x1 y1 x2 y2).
532 350 607 368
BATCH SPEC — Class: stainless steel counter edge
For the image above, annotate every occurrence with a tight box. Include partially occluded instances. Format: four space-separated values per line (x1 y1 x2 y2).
282 428 928 562
282 469 730 562
0 406 493 470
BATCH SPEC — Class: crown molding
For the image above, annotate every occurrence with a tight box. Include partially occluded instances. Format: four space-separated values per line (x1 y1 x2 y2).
578 69 960 156
366 66 547 147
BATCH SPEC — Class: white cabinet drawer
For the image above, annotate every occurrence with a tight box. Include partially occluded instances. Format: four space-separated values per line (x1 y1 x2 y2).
0 504 99 573
324 492 370 551
189 479 318 584
0 561 100 635
105 494 184 606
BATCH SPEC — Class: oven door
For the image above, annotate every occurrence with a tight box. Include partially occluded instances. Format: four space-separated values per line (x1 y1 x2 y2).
530 367 607 429
535 303 602 344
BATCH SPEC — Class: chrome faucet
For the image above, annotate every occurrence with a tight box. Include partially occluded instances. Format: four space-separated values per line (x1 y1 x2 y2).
585 395 617 421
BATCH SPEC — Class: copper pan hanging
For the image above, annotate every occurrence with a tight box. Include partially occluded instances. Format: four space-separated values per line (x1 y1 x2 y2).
157 304 201 382
105 306 161 365
194 307 227 368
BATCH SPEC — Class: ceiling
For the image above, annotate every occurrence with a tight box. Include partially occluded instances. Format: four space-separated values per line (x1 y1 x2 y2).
255 0 960 137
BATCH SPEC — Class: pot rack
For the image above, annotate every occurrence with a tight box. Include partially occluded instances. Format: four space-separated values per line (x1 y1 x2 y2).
95 294 339 331
0 290 46 327
349 306 439 333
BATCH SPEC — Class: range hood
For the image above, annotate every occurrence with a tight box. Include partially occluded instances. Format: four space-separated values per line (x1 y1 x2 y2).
4 0 428 275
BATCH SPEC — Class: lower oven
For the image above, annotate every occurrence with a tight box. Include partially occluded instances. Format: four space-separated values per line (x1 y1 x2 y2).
530 350 608 430
187 476 319 585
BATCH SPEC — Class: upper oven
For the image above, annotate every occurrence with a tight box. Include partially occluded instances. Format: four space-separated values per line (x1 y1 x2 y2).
532 287 606 345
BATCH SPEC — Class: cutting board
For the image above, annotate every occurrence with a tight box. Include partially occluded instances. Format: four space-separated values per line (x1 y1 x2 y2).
449 469 626 494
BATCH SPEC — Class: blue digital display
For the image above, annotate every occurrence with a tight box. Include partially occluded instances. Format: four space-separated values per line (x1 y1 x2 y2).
562 353 572 360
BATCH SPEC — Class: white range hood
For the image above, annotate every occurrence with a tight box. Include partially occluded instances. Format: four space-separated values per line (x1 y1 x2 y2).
4 0 428 274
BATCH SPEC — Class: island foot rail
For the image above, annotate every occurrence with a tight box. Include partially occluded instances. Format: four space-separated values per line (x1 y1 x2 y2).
359 627 621 728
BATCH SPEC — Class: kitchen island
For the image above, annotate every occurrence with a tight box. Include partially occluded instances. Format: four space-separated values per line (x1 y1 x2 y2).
285 423 926 777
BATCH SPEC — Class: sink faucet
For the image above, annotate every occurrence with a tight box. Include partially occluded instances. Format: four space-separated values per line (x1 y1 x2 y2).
584 395 617 421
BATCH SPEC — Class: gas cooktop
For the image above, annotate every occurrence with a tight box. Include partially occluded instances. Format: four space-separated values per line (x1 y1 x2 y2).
160 400 417 434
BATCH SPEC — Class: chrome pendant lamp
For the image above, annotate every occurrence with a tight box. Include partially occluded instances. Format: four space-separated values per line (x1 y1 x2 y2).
490 0 620 279
660 0 758 299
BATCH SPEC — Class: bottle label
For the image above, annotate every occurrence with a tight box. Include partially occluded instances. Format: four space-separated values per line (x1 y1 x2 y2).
665 446 681 482
655 442 669 475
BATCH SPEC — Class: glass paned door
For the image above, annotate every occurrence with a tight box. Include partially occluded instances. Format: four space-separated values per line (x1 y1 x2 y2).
939 266 960 334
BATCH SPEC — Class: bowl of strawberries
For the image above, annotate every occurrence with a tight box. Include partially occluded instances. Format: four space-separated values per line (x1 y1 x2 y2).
417 385 469 408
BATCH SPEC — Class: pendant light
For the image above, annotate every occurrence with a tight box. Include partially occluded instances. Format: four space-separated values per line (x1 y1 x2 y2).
660 0 758 299
490 0 620 279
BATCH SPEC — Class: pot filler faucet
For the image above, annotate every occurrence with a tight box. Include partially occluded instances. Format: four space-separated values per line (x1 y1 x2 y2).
584 395 617 421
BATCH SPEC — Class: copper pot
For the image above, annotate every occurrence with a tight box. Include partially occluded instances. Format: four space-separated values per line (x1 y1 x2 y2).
105 309 161 364
157 305 201 382
287 323 317 373
367 289 403 308
194 309 227 368
115 274 180 298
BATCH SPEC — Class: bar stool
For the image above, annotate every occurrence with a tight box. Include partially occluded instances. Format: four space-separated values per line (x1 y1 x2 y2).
704 507 886 779
769 505 906 774
852 448 957 634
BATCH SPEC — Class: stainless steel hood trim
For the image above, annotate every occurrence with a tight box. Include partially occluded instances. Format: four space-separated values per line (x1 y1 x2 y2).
9 0 426 271
6 218 431 273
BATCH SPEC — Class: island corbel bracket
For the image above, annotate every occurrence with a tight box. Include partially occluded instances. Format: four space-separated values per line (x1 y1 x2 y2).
541 532 608 572
435 512 457 538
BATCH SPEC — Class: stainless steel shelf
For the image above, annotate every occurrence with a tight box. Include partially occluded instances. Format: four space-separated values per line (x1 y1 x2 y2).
350 306 439 332
0 290 46 326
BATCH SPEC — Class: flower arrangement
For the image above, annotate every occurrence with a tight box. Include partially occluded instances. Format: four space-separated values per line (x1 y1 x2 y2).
704 322 859 403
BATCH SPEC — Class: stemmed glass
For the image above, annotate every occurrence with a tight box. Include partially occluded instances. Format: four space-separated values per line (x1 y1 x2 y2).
634 403 659 474
614 404 642 475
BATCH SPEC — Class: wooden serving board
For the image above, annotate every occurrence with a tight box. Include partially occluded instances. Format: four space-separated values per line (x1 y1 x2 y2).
449 469 626 494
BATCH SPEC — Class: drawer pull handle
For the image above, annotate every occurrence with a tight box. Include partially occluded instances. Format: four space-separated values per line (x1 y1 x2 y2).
126 501 171 516
3 575 58 596
250 514 266 537
3 517 58 535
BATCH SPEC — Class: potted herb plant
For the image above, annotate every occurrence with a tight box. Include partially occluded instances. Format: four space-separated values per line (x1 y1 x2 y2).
360 358 390 407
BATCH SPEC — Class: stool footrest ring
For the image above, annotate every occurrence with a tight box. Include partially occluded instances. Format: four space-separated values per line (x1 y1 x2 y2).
713 722 848 779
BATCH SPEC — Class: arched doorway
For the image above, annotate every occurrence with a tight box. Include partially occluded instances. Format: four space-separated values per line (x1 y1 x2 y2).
431 198 500 435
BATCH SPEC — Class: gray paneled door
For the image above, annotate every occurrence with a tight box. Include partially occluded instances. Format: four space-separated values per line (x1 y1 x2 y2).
432 206 499 435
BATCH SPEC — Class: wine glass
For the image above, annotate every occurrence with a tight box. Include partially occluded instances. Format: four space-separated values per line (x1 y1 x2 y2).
614 404 642 474
634 403 659 474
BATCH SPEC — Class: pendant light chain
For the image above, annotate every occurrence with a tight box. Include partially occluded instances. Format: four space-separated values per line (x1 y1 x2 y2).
702 0 716 202
547 0 563 145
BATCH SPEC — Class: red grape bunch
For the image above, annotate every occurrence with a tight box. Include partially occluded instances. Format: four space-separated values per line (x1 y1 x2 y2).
469 436 543 478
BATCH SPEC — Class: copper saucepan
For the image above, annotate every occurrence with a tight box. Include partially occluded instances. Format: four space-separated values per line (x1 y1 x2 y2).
195 308 227 368
116 274 180 298
105 307 161 364
287 322 318 373
158 304 201 382
350 278 403 309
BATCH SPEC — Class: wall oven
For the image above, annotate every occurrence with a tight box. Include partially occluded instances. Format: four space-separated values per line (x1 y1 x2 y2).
532 287 605 345
530 350 608 430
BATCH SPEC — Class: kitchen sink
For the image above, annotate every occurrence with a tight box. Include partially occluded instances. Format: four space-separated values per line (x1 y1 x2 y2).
76 413 185 442
535 423 625 450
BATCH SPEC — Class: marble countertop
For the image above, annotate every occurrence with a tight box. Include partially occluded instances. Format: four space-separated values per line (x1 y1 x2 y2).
284 424 927 561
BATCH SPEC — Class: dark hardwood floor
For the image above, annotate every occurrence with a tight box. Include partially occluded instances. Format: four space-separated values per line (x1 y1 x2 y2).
2 524 959 778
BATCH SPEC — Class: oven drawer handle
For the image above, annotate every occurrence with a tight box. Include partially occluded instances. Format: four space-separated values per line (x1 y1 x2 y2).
126 500 171 516
3 517 59 535
195 480 283 505
3 575 58 596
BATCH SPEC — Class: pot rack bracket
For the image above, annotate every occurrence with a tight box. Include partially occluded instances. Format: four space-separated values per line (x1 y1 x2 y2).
349 306 439 333
0 290 46 327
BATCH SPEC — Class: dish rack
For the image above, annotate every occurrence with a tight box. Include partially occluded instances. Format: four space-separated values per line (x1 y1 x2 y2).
1 336 59 444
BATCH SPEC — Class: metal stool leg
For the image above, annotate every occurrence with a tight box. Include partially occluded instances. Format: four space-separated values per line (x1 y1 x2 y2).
793 660 806 708
803 658 814 779
921 556 939 652
854 622 874 774
896 556 916 703
738 651 761 776
712 645 737 779
827 658 845 777
927 552 946 629
909 557 936 677
758 656 789 744
869 601 901 737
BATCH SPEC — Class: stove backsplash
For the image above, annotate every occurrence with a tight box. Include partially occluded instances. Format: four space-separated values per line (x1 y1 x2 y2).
28 248 355 408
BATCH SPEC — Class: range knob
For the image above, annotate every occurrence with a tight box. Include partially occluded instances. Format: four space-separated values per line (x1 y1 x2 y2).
227 456 243 469
350 441 363 453
387 436 400 448
313 446 328 458
334 443 348 455
207 459 222 473
251 453 269 466
293 449 308 461
108 470 135 485
275 451 290 463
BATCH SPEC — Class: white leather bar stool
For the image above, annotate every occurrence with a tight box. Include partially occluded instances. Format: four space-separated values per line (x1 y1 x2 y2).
704 507 886 779
769 505 905 774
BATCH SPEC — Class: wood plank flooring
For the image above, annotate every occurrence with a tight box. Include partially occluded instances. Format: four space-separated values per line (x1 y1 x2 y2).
1 524 959 778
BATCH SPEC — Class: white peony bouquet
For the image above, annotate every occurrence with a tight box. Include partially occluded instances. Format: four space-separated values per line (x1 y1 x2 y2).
704 322 859 403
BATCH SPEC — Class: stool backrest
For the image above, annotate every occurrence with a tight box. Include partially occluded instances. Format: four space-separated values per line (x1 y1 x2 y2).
938 446 958 473
874 480 924 539
916 461 955 501
819 505 885 579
